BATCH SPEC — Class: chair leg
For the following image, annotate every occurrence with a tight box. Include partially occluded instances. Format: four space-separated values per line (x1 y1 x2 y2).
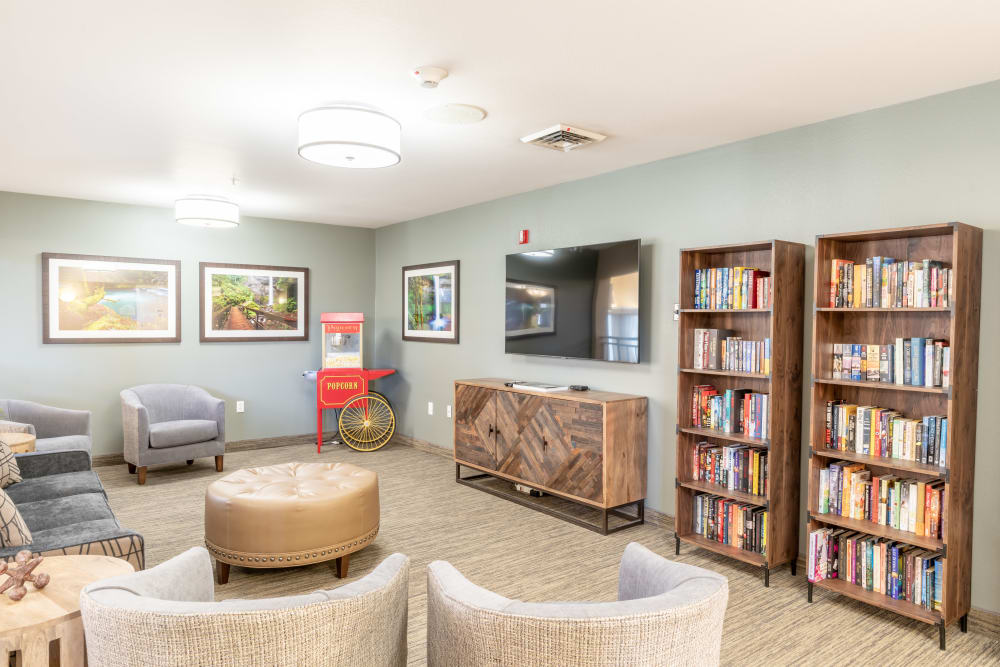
334 553 350 578
137 467 147 485
187 459 194 465
127 463 136 474
215 455 224 472
216 561 230 585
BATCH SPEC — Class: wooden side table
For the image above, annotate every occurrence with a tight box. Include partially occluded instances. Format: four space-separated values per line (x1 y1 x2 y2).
0 555 133 666
0 432 35 454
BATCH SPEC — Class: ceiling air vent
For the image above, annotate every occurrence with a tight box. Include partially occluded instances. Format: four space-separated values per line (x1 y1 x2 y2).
520 124 607 152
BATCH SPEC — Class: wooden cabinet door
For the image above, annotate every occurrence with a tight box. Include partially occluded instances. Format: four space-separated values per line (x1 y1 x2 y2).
497 395 604 503
454 385 497 469
546 399 604 503
494 391 536 480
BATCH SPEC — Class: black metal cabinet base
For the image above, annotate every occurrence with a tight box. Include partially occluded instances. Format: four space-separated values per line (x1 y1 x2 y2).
455 462 644 535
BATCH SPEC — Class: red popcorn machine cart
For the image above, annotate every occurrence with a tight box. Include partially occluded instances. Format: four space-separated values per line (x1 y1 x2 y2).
307 313 396 453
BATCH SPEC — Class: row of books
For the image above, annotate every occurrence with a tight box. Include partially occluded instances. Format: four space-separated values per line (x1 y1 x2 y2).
693 493 768 555
694 267 772 310
824 401 948 467
692 328 771 375
831 339 950 388
691 385 770 439
817 462 945 538
828 257 953 309
807 528 942 610
692 442 769 496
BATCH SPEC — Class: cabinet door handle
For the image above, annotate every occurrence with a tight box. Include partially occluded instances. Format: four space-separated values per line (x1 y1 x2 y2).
488 424 494 436
542 437 548 449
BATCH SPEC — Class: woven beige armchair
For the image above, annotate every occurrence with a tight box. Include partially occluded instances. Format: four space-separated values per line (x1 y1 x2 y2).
80 546 409 667
427 542 728 667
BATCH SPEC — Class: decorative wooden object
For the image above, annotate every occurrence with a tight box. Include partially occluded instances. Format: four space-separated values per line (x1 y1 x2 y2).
674 240 806 586
453 379 647 534
806 222 982 650
0 554 134 666
0 551 50 601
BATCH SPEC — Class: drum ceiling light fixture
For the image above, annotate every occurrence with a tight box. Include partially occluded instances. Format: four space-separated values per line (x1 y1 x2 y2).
297 105 401 168
175 195 240 228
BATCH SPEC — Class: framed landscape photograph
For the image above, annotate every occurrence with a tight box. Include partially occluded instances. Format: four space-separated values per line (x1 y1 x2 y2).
505 280 556 338
200 263 309 342
42 253 181 343
402 260 459 343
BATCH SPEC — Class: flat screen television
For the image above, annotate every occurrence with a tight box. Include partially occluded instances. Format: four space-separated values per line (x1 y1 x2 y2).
505 239 640 363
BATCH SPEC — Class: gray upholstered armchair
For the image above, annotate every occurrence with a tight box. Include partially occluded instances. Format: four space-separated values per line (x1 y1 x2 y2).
120 384 225 485
80 546 409 666
0 399 92 454
427 542 729 666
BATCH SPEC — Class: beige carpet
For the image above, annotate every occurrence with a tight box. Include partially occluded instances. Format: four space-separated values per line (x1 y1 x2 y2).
97 441 999 666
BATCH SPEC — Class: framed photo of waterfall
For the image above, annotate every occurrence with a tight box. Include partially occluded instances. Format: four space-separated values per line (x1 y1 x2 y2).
42 252 181 344
199 262 309 343
402 259 459 343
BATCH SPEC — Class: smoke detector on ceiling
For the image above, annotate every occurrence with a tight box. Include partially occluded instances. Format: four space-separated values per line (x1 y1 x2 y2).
412 66 448 88
520 124 607 152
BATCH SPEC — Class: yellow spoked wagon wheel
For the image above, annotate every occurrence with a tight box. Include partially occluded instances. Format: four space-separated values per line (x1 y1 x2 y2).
338 393 396 451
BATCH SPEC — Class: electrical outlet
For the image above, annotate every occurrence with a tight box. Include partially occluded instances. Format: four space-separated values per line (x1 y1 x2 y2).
446 404 452 418
236 400 245 413
427 401 434 416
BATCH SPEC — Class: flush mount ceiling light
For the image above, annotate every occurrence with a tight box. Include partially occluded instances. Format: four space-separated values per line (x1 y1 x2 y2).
298 105 401 168
175 195 239 228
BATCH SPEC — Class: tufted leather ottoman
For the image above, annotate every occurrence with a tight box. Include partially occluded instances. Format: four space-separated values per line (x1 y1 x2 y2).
204 462 379 584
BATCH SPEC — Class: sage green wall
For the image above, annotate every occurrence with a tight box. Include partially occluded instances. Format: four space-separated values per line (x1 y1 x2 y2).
0 192 375 454
373 80 1000 612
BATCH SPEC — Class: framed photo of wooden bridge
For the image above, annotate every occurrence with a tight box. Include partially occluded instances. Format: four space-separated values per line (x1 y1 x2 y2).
199 262 309 342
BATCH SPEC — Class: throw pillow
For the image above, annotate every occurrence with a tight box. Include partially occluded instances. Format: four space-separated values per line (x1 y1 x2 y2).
0 487 31 547
0 439 21 488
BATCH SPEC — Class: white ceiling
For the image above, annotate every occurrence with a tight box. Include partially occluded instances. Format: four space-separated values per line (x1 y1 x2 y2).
2 1 1000 228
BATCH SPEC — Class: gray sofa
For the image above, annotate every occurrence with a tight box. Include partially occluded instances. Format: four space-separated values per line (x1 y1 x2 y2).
427 542 729 666
0 399 92 454
2 450 144 570
120 384 226 485
80 546 409 666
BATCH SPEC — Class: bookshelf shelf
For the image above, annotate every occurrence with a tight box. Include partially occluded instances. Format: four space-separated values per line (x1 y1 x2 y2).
677 426 770 448
809 511 944 551
807 222 982 650
815 307 952 313
810 577 941 625
678 532 766 567
678 479 767 507
812 377 949 395
678 368 770 380
675 240 804 587
810 447 948 479
678 308 771 313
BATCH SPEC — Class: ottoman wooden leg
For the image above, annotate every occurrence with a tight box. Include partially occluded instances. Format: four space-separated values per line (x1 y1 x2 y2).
215 455 224 472
137 467 147 485
216 561 230 585
127 463 136 474
334 553 350 578
187 459 194 465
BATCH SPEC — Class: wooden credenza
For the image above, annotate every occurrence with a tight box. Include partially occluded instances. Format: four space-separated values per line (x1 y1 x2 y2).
453 378 648 534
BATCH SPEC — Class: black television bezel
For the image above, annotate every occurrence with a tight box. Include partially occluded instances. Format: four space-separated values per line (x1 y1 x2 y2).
503 238 641 364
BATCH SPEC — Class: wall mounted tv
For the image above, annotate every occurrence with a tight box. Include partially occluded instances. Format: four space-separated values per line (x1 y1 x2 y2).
505 239 640 363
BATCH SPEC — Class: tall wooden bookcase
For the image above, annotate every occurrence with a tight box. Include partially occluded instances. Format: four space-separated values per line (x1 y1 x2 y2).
806 222 982 650
674 240 805 586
